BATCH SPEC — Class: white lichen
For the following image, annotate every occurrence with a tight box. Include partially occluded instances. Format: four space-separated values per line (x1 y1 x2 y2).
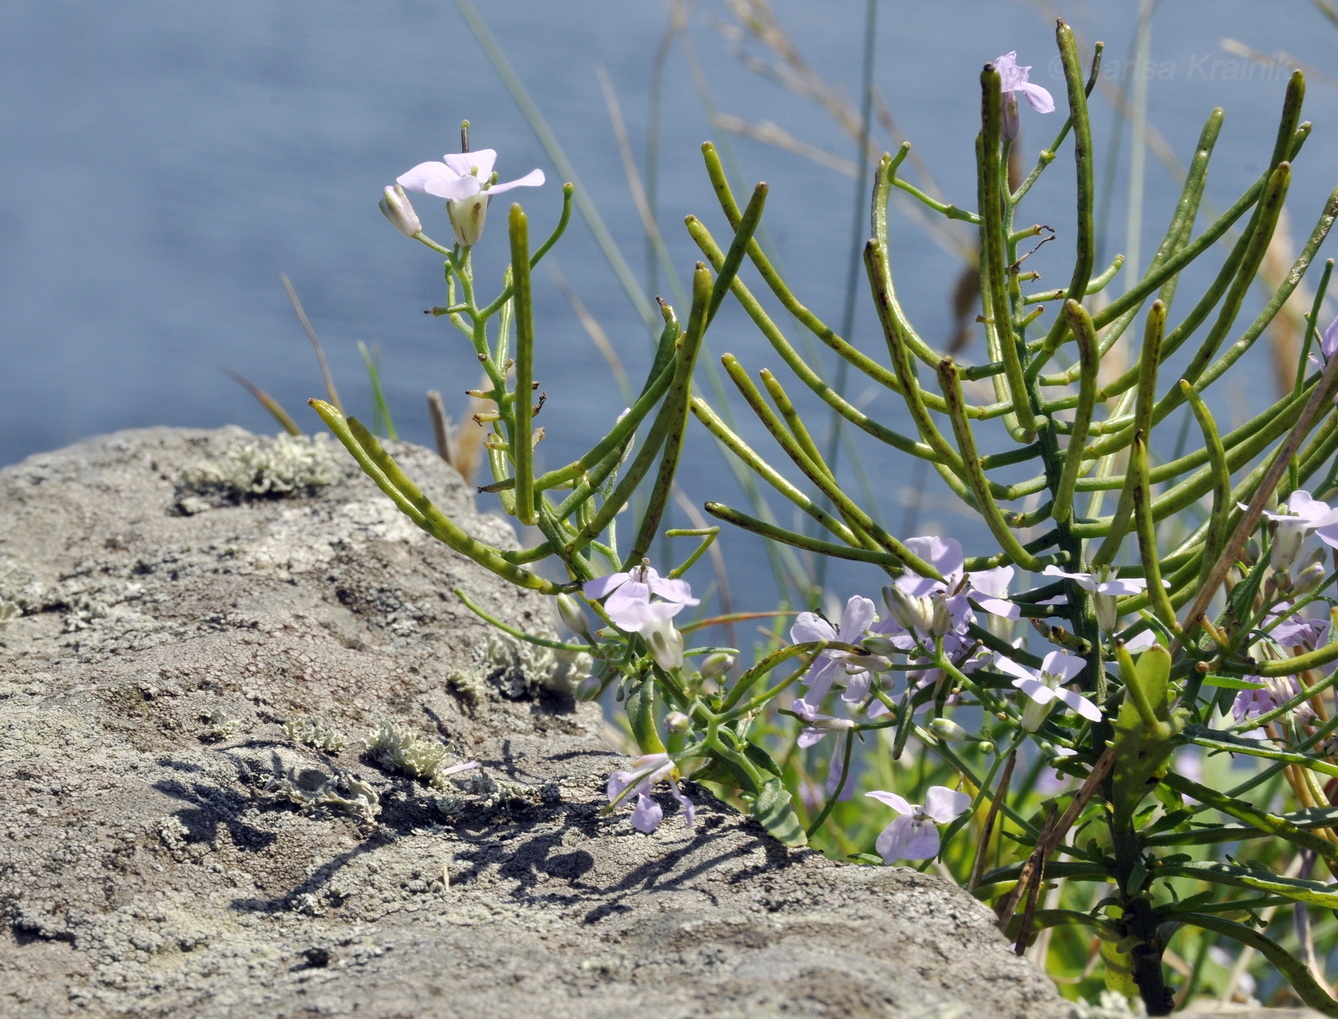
199 708 241 742
362 720 473 790
177 434 340 513
284 715 349 752
480 630 592 698
261 765 380 819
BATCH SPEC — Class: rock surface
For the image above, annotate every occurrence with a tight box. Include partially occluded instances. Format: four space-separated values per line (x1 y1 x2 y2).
0 427 1070 1018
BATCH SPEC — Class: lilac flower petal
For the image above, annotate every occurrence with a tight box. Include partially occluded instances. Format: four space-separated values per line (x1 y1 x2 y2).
994 51 1024 86
866 789 911 815
645 571 699 606
1055 686 1103 721
792 698 821 721
670 783 696 828
905 535 964 581
790 611 837 645
630 792 663 833
1041 650 1086 684
1323 317 1338 359
992 654 1031 682
1096 578 1148 597
1269 612 1323 647
487 168 546 194
797 727 826 749
825 739 856 800
801 671 836 705
840 671 871 703
971 590 1019 619
397 162 479 200
1316 523 1338 551
583 571 630 600
924 786 972 824
1014 80 1055 113
969 566 1020 619
994 52 1055 112
442 148 498 179
837 595 878 640
615 599 682 640
900 820 943 861
602 582 653 623
1042 565 1097 592
875 813 917 862
606 770 638 801
1011 675 1057 705
1120 629 1157 652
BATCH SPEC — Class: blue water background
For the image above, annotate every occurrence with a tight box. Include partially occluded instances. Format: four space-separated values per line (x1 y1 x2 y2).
4 0 1337 615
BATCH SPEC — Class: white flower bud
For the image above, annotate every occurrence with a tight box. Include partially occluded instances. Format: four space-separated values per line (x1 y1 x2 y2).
700 652 735 679
556 594 592 638
574 675 601 701
379 184 421 236
665 711 691 734
860 636 902 657
842 653 891 674
1293 560 1327 597
930 718 972 743
885 585 935 635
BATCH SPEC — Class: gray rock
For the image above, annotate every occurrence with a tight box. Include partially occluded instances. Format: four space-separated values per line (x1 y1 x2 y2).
0 427 1069 1018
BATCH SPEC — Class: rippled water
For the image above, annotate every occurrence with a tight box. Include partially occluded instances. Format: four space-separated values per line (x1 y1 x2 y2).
4 0 1335 609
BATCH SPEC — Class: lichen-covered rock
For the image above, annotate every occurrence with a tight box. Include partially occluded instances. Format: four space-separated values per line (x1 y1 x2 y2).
0 427 1069 1018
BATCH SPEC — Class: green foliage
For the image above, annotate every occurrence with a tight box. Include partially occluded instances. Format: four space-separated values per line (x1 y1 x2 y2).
311 19 1338 1017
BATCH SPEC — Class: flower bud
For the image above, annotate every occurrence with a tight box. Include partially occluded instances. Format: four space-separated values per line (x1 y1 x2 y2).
665 711 691 734
379 184 421 236
556 594 592 638
929 595 955 637
860 635 903 657
884 585 935 635
574 675 602 701
1292 560 1327 597
842 653 890 674
700 652 735 680
930 718 972 743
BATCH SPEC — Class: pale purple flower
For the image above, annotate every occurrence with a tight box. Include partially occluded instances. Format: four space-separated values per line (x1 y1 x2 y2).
790 595 878 704
397 148 544 246
622 601 686 671
994 51 1055 140
606 753 695 833
995 650 1101 731
898 536 1019 627
1266 607 1328 650
1118 628 1158 653
1261 491 1338 569
584 562 698 631
1042 564 1149 598
866 786 972 862
1322 317 1338 360
1043 564 1149 631
1231 676 1305 739
792 698 857 749
868 537 1018 686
